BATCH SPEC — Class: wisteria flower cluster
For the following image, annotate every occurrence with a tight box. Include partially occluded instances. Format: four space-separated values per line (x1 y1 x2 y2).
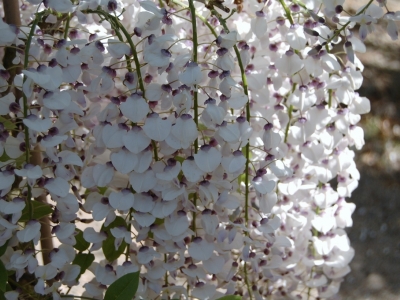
0 0 397 299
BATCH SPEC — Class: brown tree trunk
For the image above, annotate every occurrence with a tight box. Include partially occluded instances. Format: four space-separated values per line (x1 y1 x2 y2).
2 0 54 265
31 146 54 265
2 0 22 80
3 0 21 26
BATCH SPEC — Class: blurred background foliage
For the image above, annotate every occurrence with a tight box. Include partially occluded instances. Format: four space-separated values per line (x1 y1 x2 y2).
339 1 400 299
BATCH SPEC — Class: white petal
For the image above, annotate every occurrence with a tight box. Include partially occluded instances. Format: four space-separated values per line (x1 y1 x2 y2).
164 214 189 236
0 93 15 115
47 0 73 13
55 223 76 240
251 17 268 39
120 94 149 123
221 152 246 173
142 113 172 141
129 169 157 193
228 92 248 109
252 176 276 194
83 227 107 243
17 221 41 243
218 123 240 143
132 212 156 227
58 151 83 167
92 203 111 221
111 148 137 174
132 193 155 213
0 172 15 190
63 65 81 83
145 83 163 101
171 115 198 149
123 127 151 154
5 136 23 159
182 158 204 183
102 124 125 148
56 194 79 214
43 91 71 110
287 25 307 50
23 116 52 132
194 146 222 173
0 198 25 214
203 254 225 274
178 64 203 85
45 177 70 197
22 70 50 87
134 150 152 173
109 191 134 211
188 239 214 261
93 164 114 187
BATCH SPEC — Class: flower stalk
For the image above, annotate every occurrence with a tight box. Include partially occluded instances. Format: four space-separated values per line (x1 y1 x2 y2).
211 8 253 299
23 11 45 218
279 0 295 25
85 9 145 97
188 0 199 234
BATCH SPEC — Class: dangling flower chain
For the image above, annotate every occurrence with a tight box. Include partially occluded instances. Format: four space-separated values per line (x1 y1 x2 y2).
0 0 396 299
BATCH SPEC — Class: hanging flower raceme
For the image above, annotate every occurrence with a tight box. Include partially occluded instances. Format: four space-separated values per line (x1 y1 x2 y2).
0 0 396 299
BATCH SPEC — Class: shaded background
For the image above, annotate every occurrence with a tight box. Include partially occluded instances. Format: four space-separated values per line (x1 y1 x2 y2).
338 1 400 299
2 1 399 298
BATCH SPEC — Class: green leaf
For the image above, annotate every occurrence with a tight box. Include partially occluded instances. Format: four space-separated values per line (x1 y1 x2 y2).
0 241 8 257
98 186 108 195
174 156 184 164
20 200 53 222
74 229 90 252
0 153 25 168
102 217 127 262
0 260 6 292
198 123 207 131
104 271 140 300
215 296 242 300
0 152 10 163
73 253 94 277
14 154 26 168
0 116 16 131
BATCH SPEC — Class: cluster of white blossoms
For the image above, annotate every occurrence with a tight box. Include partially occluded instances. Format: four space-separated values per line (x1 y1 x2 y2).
0 0 397 299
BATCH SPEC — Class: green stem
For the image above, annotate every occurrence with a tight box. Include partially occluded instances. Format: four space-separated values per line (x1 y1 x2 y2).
283 83 297 143
64 13 71 40
164 253 169 289
116 22 146 97
188 0 199 154
284 105 293 143
244 264 253 300
85 10 133 73
324 0 374 46
23 11 44 218
126 209 133 260
328 89 332 108
291 0 308 10
85 9 145 97
278 0 295 25
210 8 250 231
152 140 159 161
171 0 218 37
192 193 197 233
210 9 253 300
188 0 199 236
